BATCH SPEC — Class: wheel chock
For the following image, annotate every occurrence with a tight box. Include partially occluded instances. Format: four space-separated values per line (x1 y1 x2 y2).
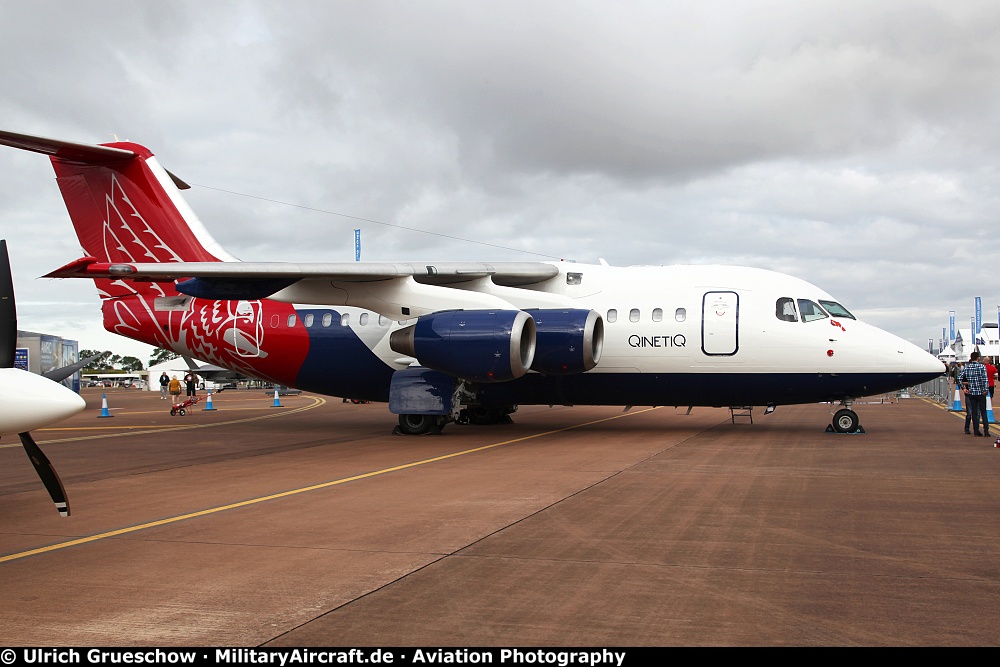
825 423 866 434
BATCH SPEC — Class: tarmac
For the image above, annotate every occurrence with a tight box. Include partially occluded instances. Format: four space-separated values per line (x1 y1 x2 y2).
1 388 998 646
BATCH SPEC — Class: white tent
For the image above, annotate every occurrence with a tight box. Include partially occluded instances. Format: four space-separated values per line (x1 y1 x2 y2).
147 358 216 391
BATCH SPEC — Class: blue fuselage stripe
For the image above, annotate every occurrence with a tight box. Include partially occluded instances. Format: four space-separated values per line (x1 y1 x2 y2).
293 310 395 400
292 308 939 406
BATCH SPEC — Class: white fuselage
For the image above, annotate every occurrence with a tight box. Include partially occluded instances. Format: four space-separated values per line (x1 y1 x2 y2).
317 262 940 381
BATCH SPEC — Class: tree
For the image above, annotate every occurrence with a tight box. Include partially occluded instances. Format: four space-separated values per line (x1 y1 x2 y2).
119 356 144 372
80 349 113 372
149 347 179 367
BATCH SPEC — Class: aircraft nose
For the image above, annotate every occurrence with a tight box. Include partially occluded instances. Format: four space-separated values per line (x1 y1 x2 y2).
905 342 945 376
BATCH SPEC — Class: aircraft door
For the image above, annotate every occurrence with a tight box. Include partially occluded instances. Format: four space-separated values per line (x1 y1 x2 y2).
701 291 739 356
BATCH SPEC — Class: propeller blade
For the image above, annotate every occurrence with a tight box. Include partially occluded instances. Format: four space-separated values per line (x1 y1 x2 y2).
0 239 15 368
18 431 70 517
42 354 100 383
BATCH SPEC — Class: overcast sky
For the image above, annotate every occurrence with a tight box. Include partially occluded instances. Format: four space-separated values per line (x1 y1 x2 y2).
2 0 998 360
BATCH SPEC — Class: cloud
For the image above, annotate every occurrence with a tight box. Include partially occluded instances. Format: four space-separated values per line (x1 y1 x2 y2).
2 0 999 352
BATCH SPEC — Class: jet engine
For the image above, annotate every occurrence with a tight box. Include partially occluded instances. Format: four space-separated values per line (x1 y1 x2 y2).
529 309 604 375
389 310 536 383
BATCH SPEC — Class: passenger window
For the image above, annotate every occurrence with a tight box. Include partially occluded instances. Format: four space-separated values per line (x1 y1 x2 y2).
819 300 856 320
303 314 314 328
566 273 583 285
607 309 617 323
652 308 663 322
270 315 279 329
286 314 297 328
675 308 686 322
776 298 797 322
360 313 369 326
629 309 640 323
322 313 333 327
378 315 389 326
341 313 350 326
797 299 828 322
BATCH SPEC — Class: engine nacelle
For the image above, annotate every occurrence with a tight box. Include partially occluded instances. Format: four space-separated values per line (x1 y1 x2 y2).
529 309 604 375
389 310 536 383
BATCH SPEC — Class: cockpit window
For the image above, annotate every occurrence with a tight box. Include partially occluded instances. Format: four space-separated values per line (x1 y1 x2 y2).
797 299 829 322
775 298 797 322
819 300 856 320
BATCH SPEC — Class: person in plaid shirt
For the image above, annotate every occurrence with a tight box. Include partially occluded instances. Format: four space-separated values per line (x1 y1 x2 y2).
959 351 991 436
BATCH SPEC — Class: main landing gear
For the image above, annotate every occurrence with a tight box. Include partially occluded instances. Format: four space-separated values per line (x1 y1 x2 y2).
394 404 519 435
460 405 517 426
827 399 864 434
394 414 449 435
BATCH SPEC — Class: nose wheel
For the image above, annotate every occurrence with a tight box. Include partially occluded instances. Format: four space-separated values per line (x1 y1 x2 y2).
827 397 865 434
831 408 860 433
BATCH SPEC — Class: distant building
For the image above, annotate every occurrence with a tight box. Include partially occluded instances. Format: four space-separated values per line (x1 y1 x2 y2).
953 323 1000 362
15 330 80 391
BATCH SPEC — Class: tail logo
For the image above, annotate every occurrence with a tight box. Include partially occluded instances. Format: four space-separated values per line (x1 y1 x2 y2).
227 300 268 358
102 174 183 264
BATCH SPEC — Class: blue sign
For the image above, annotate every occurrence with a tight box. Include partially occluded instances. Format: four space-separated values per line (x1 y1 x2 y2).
14 348 28 371
976 297 982 340
355 229 361 262
949 311 955 342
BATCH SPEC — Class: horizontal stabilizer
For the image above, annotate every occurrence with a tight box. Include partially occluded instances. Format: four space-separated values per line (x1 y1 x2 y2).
43 260 560 286
0 130 135 164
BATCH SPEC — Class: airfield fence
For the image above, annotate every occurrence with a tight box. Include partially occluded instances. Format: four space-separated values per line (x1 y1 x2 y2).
910 376 949 403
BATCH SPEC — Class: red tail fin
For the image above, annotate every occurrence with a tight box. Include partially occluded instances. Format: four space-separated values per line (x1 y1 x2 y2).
0 131 234 289
0 130 237 308
50 140 233 265
2 131 307 378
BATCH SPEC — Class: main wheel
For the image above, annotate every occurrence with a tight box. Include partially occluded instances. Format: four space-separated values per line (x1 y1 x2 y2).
832 408 859 433
170 408 176 416
467 406 503 425
397 414 434 435
179 408 186 416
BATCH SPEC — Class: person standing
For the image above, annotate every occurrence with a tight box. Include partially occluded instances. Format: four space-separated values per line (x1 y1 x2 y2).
168 375 182 401
158 371 170 400
184 371 197 397
985 356 998 399
947 362 960 403
959 352 990 437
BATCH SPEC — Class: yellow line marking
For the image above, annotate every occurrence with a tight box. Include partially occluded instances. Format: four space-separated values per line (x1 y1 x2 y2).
0 407 661 564
13 427 169 434
917 395 973 420
0 397 326 447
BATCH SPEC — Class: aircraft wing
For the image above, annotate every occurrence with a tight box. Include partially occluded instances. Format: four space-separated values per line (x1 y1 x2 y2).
44 259 572 317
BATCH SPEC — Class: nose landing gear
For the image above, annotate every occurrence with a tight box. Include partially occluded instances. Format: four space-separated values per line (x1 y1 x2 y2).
827 399 864 434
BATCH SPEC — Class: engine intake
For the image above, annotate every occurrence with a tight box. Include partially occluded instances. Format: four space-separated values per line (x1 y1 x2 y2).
529 309 604 375
389 310 536 383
